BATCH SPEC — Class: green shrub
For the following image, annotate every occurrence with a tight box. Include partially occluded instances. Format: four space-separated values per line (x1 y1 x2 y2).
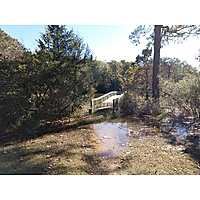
160 74 200 118
120 92 138 116
156 113 167 121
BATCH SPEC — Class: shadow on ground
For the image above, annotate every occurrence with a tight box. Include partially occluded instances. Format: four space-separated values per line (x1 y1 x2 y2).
164 133 200 165
0 115 105 147
0 137 110 175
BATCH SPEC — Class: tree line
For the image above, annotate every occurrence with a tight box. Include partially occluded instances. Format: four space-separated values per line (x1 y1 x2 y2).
120 44 200 118
1 25 200 137
123 25 200 117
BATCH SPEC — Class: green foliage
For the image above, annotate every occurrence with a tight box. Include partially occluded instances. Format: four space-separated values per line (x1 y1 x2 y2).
129 25 200 48
129 25 200 99
120 92 138 116
0 25 98 135
1 25 200 137
29 25 98 120
121 43 200 118
121 44 153 116
127 43 152 100
0 31 27 132
95 60 131 93
160 58 196 81
156 113 167 121
160 73 200 117
0 29 25 61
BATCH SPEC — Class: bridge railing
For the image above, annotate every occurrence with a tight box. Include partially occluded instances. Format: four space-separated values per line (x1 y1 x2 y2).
89 91 124 113
91 91 117 107
113 93 124 106
92 102 113 111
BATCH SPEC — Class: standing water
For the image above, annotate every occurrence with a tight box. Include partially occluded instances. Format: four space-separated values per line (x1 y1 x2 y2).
87 117 200 158
89 119 156 158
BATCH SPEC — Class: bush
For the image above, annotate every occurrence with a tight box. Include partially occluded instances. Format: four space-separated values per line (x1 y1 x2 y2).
120 91 163 117
160 74 200 118
120 92 138 116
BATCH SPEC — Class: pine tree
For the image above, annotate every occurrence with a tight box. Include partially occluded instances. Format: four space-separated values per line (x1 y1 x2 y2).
35 25 96 119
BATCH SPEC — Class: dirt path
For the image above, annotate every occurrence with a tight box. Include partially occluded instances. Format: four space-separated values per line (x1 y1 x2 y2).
0 117 200 175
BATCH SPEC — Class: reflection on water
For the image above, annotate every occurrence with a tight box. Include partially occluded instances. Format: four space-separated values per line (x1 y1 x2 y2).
88 118 199 158
174 125 188 138
167 122 199 140
89 119 152 158
91 122 129 157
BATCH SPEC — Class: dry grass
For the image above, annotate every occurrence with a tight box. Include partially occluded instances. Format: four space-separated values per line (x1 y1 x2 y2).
113 134 200 175
0 126 108 175
0 116 200 175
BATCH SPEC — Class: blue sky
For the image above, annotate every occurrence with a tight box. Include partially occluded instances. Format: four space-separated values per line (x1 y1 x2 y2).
0 25 199 68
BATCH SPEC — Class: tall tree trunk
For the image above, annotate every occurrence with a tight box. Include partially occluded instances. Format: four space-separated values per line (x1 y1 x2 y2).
145 64 149 100
152 25 161 99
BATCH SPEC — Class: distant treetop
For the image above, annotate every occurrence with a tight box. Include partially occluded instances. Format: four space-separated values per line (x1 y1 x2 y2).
0 29 25 61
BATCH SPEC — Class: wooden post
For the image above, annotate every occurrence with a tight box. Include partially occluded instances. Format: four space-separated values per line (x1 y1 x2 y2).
89 100 93 114
113 99 115 113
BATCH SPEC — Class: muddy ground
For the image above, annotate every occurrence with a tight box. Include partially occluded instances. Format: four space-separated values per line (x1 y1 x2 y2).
0 115 200 175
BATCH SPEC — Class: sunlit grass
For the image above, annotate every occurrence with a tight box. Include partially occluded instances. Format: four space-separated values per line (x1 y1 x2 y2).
0 115 199 175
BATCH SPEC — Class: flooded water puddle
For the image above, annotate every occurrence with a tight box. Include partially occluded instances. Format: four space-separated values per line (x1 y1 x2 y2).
92 122 129 157
89 119 156 158
87 117 200 158
161 118 200 139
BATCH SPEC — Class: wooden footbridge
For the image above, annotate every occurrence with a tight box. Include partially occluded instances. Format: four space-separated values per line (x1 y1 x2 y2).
89 91 124 114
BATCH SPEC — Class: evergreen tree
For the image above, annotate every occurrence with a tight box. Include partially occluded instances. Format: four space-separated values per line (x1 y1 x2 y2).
0 29 27 133
35 25 96 119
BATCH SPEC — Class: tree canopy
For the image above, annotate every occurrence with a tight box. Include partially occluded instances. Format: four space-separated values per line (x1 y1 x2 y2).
129 25 200 99
1 25 200 137
0 29 25 60
0 25 98 134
